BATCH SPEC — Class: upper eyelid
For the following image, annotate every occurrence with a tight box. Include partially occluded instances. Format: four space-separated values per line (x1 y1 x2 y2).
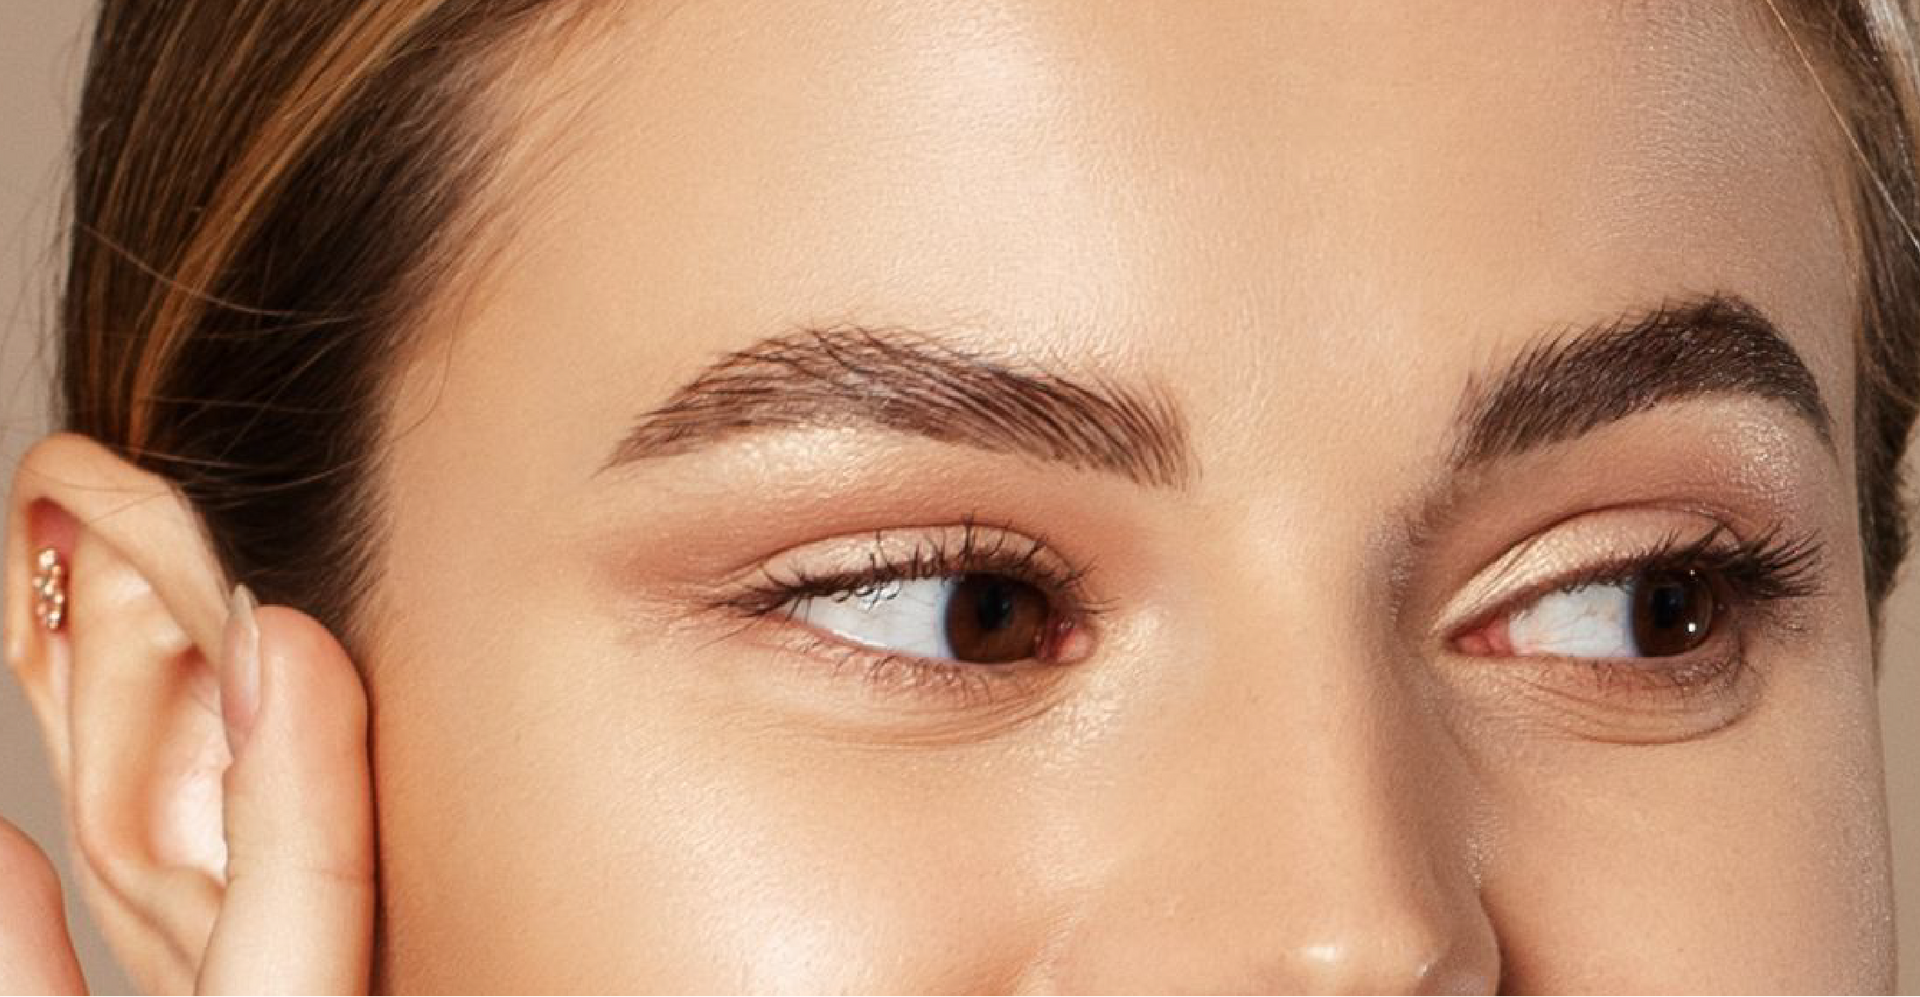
1443 528 1827 654
1530 528 1826 606
1514 529 1727 600
1431 517 1823 640
1453 544 1676 634
705 520 1108 619
787 526 1077 591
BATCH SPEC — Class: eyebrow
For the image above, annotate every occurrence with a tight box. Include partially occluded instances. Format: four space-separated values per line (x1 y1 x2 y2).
603 294 1831 488
1450 294 1835 468
601 325 1196 488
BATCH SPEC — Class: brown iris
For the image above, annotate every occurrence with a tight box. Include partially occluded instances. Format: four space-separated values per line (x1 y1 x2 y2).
943 573 1053 663
1630 568 1721 657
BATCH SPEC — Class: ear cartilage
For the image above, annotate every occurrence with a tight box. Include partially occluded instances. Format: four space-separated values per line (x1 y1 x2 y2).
31 547 67 632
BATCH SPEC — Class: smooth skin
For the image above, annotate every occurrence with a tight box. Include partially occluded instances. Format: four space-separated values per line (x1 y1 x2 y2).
1 0 1900 991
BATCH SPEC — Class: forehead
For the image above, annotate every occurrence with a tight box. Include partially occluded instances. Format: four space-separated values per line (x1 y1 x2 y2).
392 0 1857 519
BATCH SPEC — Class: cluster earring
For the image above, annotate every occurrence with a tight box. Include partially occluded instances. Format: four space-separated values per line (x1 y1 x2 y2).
32 547 67 632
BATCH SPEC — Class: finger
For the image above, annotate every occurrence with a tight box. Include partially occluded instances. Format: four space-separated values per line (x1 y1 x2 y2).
196 588 373 995
0 816 87 995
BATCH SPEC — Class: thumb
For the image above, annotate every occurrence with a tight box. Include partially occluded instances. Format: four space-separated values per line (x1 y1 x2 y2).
196 586 373 995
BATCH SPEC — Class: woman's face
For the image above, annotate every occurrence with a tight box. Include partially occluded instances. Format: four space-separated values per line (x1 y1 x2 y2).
364 0 1893 989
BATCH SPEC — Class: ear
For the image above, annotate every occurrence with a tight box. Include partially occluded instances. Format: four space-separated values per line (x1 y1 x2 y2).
5 432 236 994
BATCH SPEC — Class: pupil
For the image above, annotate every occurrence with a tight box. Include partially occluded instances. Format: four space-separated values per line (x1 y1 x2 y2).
973 578 1016 633
1631 569 1717 657
1649 583 1690 631
944 573 1050 664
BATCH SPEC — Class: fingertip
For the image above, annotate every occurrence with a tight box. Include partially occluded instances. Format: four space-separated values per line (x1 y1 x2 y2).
252 604 358 670
250 605 368 728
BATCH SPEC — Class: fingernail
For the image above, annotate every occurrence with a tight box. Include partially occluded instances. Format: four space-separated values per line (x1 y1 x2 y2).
221 583 261 753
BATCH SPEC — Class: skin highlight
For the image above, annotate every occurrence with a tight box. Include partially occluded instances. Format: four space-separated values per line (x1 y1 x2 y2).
369 0 1888 988
0 0 1907 992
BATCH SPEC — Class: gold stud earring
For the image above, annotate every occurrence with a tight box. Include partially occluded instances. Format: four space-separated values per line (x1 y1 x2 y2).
31 547 67 632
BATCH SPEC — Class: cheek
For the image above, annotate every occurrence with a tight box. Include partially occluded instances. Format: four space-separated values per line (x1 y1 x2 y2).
360 621 1063 992
1478 644 1892 992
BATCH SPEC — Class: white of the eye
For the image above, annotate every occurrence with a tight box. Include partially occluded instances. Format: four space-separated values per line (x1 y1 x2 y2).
786 577 961 659
1506 581 1637 658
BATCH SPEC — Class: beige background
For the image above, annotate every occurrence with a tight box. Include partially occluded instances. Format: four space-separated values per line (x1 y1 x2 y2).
2 4 1916 993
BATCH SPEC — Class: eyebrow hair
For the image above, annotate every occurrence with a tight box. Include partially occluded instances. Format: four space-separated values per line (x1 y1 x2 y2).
607 296 1825 489
1450 294 1835 468
602 325 1195 488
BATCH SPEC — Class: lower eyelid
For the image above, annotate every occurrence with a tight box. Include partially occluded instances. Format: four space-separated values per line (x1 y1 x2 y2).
1442 632 1763 744
757 618 1073 713
1573 640 1756 710
1445 584 1797 753
1520 653 1758 737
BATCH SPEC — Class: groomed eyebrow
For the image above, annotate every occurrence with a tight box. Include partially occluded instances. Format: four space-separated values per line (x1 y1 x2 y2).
602 325 1195 488
606 296 1824 488
1451 294 1835 468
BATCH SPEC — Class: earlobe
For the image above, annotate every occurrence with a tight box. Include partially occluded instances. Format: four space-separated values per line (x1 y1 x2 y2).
5 432 239 992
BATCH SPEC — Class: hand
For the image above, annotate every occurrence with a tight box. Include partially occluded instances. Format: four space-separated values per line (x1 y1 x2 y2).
0 594 374 994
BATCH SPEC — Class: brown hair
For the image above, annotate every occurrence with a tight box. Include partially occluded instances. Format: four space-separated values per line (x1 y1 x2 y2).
61 0 586 643
1774 0 1920 617
54 0 1920 646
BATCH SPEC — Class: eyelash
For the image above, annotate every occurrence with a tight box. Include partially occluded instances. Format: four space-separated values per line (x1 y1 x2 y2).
1545 523 1822 605
1457 523 1824 694
706 518 1823 709
708 520 1109 707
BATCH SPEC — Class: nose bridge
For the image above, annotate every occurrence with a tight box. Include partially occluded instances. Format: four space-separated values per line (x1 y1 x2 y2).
1039 592 1500 993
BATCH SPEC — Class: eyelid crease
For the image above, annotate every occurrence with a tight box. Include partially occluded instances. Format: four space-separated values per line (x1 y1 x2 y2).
1433 515 1826 641
700 515 1114 627
1557 523 1825 604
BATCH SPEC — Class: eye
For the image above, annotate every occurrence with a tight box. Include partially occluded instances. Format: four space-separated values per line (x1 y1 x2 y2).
1478 567 1724 659
1438 519 1823 739
786 572 1060 664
